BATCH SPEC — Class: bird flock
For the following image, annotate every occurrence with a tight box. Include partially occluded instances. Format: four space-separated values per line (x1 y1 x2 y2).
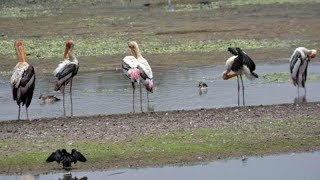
9 39 317 120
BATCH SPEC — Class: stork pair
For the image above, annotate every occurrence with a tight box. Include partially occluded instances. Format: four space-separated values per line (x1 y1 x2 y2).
223 47 317 105
10 40 78 120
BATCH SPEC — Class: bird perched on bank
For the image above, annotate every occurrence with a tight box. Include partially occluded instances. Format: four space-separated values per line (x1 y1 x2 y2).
39 94 60 104
53 40 79 117
10 40 36 120
222 47 258 105
289 47 317 95
46 149 87 170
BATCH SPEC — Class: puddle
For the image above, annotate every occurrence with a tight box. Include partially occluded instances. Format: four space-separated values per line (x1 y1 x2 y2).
1 62 320 121
1 151 320 180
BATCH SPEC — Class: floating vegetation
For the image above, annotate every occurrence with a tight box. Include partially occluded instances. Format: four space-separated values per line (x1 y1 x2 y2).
259 72 320 84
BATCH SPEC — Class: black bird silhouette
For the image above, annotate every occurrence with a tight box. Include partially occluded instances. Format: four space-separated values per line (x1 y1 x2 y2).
46 149 87 169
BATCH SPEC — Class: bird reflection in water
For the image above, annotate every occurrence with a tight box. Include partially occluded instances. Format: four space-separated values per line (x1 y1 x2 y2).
58 173 87 180
294 94 307 104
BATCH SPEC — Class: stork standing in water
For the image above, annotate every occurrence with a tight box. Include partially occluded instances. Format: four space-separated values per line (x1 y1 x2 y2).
122 41 154 112
222 47 258 106
10 40 35 120
289 47 317 95
53 40 79 117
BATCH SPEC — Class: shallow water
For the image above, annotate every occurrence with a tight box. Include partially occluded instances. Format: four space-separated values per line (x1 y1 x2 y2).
1 151 320 180
1 62 320 121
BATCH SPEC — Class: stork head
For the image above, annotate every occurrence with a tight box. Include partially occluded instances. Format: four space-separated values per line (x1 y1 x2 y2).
222 71 237 80
64 40 74 59
14 40 26 62
128 41 140 58
308 49 317 60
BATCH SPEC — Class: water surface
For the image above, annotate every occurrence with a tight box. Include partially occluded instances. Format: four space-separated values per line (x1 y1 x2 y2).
1 62 320 121
1 151 320 180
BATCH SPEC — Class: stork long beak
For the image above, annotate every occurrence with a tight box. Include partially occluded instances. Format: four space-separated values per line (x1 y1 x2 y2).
15 41 26 63
63 45 70 59
128 45 137 59
226 73 237 79
18 46 26 62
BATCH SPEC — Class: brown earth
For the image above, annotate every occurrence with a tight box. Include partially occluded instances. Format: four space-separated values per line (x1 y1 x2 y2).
1 2 320 73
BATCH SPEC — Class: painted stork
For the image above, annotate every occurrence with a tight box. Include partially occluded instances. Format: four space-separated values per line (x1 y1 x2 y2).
53 40 79 117
289 47 317 95
10 40 35 120
122 41 154 112
222 47 258 106
133 42 154 105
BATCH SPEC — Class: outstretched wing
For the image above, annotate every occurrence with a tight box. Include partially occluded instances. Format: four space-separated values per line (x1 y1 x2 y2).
46 150 62 163
71 149 87 163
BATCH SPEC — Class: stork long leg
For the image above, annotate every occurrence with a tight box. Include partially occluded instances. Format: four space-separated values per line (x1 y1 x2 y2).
62 85 66 117
132 82 135 113
240 75 245 106
26 107 29 120
18 104 21 120
237 75 240 106
139 82 143 112
70 78 73 117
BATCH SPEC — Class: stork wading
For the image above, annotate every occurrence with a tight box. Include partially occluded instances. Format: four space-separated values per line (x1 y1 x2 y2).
222 47 258 106
53 40 79 117
122 41 154 112
10 40 35 120
289 47 317 95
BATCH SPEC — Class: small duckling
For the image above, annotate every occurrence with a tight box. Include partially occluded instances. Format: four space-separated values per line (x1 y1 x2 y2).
39 94 60 104
198 81 208 95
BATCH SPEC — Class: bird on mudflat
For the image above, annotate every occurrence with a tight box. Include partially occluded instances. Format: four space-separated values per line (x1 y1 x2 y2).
10 40 36 120
222 47 258 106
46 149 87 170
53 40 79 117
289 47 317 95
122 41 154 112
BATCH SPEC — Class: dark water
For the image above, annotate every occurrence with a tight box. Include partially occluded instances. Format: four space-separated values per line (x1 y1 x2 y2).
1 151 320 180
1 62 320 121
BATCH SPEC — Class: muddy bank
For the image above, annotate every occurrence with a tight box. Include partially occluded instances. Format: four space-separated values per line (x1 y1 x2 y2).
1 102 320 175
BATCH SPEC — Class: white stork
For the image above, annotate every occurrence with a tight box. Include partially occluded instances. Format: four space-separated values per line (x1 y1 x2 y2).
10 40 36 120
53 40 79 117
222 47 258 106
289 47 317 95
122 41 154 112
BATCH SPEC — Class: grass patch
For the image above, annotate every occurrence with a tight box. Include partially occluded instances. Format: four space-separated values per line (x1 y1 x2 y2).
0 36 301 59
0 117 319 171
259 72 320 83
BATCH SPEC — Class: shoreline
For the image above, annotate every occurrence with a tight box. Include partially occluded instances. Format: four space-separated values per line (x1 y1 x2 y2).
1 102 320 175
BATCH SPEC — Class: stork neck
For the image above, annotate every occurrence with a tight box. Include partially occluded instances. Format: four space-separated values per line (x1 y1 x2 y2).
68 50 76 61
16 45 25 63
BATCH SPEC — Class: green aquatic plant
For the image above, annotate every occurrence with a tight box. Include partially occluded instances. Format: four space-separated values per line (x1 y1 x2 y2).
259 72 320 84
